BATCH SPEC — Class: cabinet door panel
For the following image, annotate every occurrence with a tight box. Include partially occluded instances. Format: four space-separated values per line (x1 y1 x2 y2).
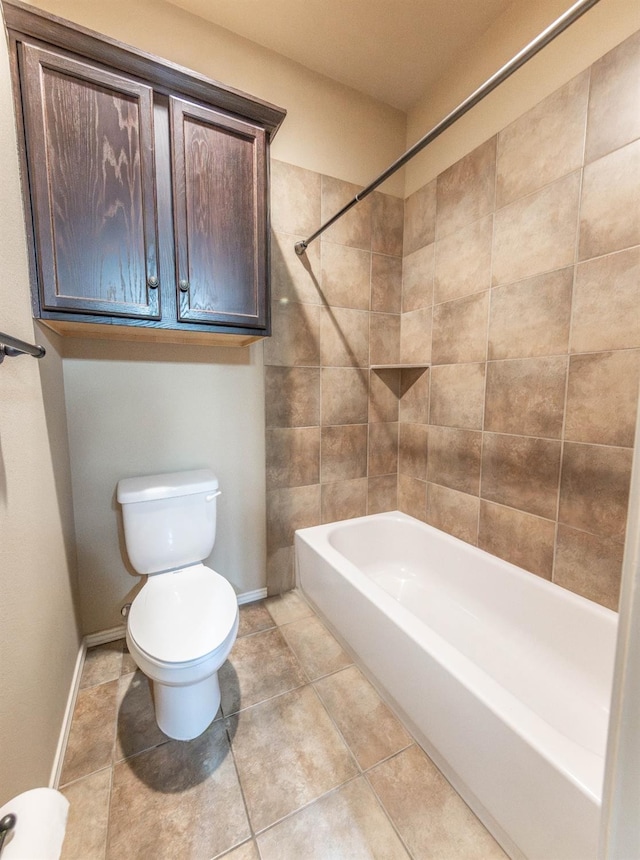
170 97 267 328
20 42 160 319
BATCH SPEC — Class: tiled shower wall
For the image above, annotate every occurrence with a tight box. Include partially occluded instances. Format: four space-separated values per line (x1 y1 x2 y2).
265 30 640 609
265 165 404 593
397 30 640 611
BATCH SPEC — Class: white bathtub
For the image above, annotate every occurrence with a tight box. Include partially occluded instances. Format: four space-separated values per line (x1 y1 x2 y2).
295 512 618 860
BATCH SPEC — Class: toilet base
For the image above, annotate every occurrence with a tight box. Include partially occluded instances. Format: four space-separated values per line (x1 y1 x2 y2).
153 671 221 741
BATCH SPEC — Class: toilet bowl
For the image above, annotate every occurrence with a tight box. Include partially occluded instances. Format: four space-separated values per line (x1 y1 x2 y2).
117 469 239 741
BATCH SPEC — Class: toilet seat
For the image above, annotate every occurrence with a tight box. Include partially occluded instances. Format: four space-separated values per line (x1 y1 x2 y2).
128 564 238 665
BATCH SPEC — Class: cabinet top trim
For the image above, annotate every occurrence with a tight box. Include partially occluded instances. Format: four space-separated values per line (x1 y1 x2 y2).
2 0 287 137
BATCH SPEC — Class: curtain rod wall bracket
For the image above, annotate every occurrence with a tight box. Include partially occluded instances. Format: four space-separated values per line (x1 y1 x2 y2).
293 0 602 255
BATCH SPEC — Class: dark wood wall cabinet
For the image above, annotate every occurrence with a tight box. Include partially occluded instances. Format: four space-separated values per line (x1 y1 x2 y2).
5 1 286 346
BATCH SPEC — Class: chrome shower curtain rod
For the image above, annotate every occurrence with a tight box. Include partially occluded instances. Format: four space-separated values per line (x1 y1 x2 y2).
294 0 601 256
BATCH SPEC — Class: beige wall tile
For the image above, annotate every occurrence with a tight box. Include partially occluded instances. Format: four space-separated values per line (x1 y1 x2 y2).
429 362 485 430
559 442 632 539
434 215 493 304
265 366 320 428
321 175 371 250
370 313 401 365
321 477 368 523
314 666 412 770
427 426 482 496
320 242 371 310
402 243 435 312
229 686 357 832
431 292 489 365
320 306 369 367
321 367 369 426
436 137 497 240
488 268 573 360
565 350 640 447
369 368 400 423
484 356 568 439
368 746 507 860
368 422 399 477
481 433 562 519
372 192 404 256
264 301 321 367
371 254 402 314
493 171 581 286
266 427 320 489
427 483 479 545
571 247 640 353
399 368 430 424
321 424 368 482
271 161 321 236
404 179 436 255
399 422 428 480
497 72 589 207
267 546 295 595
266 485 321 551
585 30 640 164
479 501 555 579
400 307 432 365
271 231 322 305
368 474 398 513
579 139 640 261
397 474 427 521
554 525 624 610
257 778 410 860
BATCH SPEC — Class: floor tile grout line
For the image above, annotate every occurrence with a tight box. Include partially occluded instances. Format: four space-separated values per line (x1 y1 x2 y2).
102 763 114 860
249 773 364 842
223 716 260 847
363 766 417 860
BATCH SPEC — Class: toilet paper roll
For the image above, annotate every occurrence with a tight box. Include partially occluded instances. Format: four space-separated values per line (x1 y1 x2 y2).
0 788 69 859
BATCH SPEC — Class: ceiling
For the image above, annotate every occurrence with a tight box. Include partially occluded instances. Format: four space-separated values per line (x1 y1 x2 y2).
165 0 516 111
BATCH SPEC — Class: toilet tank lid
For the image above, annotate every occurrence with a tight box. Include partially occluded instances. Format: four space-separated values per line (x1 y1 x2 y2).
117 469 219 504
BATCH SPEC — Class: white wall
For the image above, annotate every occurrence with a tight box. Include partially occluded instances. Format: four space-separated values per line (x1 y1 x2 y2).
0 8 80 802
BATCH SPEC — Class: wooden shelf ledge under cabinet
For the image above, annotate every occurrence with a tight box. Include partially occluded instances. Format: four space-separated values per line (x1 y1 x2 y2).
39 319 263 348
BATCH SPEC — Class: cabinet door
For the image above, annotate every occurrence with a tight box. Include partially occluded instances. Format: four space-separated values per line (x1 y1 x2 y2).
170 97 267 329
19 42 160 319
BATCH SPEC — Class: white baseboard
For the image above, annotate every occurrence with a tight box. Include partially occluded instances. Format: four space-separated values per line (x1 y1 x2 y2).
49 639 86 789
237 587 267 605
85 625 127 647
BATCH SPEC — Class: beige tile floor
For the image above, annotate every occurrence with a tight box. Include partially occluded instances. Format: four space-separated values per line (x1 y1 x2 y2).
59 590 507 860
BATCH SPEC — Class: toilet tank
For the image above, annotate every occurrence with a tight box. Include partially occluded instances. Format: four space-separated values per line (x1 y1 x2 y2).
117 469 220 574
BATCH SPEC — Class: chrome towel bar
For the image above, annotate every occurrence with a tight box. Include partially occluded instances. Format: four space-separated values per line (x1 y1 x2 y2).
0 329 46 364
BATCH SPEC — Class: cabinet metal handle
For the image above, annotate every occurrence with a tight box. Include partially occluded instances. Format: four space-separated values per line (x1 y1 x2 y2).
147 275 159 288
179 279 190 292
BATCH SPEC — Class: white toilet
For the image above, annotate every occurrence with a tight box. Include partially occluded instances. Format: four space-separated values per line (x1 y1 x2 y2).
116 469 239 741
